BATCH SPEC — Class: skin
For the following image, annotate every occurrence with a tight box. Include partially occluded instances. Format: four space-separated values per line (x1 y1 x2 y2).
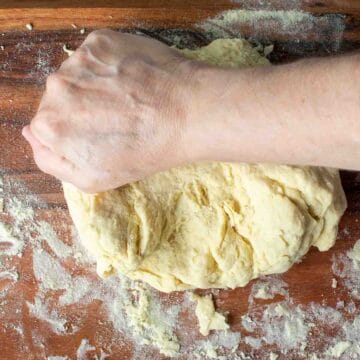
23 29 360 193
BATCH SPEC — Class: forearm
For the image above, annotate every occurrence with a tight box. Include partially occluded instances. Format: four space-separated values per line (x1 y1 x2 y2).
186 52 360 169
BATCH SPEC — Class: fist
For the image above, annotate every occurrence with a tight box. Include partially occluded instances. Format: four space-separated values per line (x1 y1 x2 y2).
23 30 198 192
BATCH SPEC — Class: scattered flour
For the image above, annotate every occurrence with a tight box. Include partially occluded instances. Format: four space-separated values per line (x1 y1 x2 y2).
198 9 345 52
332 240 360 299
76 338 95 360
75 339 109 360
347 239 360 262
27 298 68 335
326 341 352 357
250 276 289 302
0 270 19 281
32 247 73 291
36 220 72 258
324 315 360 358
0 221 24 256
125 282 180 356
191 331 241 360
260 302 309 353
241 301 346 357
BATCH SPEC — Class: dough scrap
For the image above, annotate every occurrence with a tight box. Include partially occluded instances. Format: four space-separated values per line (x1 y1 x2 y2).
190 293 229 336
125 282 180 356
64 38 347 293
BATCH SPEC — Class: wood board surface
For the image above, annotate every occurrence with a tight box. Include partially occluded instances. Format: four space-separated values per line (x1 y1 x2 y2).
1 1 360 359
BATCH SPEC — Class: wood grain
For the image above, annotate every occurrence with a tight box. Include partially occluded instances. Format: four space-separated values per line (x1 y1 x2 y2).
1 1 360 359
0 0 360 35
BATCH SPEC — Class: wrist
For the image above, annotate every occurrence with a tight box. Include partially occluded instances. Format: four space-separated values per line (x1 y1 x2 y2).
180 64 227 163
182 64 258 164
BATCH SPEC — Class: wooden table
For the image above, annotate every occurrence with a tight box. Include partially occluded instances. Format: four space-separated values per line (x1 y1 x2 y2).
1 1 360 359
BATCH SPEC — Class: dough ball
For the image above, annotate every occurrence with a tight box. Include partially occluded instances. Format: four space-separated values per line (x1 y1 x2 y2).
63 39 346 293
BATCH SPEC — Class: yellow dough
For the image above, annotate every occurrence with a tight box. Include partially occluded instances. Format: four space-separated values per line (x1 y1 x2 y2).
63 39 347 293
190 293 229 336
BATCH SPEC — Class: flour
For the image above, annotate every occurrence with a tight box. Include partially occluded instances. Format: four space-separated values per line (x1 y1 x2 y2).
191 331 241 360
32 48 56 82
75 339 110 360
32 245 100 306
0 270 19 281
244 336 262 349
8 197 34 223
27 298 68 335
269 353 278 360
241 300 348 357
347 239 360 262
36 220 72 259
324 315 360 358
32 247 73 291
198 9 345 52
0 222 24 256
326 341 352 357
332 241 360 299
28 214 181 356
250 276 289 302
125 282 181 356
76 338 95 360
261 302 309 353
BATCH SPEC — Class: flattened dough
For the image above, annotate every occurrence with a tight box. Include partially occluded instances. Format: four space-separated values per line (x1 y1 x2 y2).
64 39 347 293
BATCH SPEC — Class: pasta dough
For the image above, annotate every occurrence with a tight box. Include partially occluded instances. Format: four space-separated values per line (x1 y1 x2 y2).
64 39 347 293
190 293 229 336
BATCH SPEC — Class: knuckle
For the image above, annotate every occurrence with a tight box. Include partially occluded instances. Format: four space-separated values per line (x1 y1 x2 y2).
33 113 64 140
44 119 64 138
85 29 113 45
72 47 91 66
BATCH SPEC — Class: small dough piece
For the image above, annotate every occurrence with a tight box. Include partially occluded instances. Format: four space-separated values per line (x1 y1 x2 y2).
63 39 347 293
190 293 229 336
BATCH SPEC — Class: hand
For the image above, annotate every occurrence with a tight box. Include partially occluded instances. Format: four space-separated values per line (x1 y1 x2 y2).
23 29 199 193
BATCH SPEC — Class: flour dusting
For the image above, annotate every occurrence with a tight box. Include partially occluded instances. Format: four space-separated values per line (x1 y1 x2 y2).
76 338 96 360
27 298 68 335
332 240 360 299
198 9 345 52
249 276 289 303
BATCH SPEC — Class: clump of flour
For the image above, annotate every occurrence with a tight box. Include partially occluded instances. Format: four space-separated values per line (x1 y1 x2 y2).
198 9 345 52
